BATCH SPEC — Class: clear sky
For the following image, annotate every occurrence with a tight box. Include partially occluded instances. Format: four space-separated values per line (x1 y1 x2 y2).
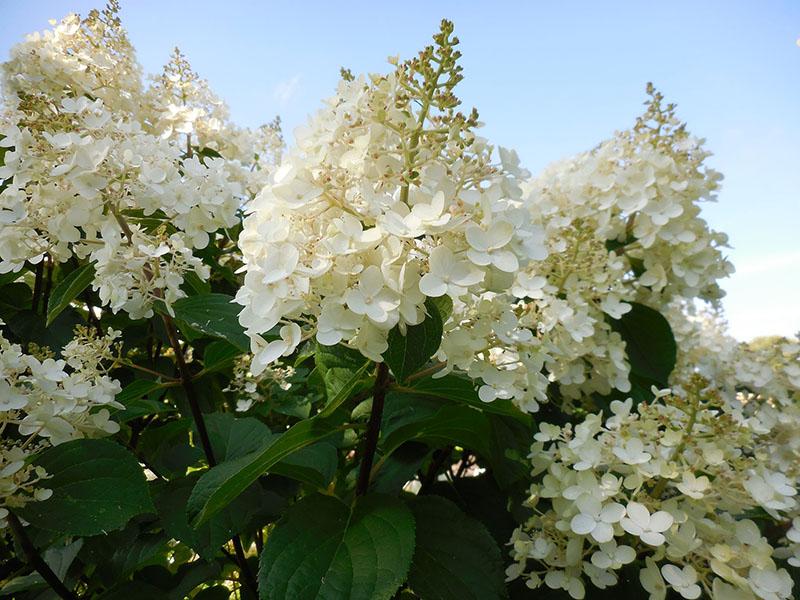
2 1 798 340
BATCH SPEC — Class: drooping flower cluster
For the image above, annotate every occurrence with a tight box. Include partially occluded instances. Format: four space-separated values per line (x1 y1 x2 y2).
0 325 122 527
507 370 798 600
0 2 281 316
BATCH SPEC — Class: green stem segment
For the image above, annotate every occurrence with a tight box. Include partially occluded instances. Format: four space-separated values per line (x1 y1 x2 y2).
356 362 391 496
7 512 78 600
652 394 701 499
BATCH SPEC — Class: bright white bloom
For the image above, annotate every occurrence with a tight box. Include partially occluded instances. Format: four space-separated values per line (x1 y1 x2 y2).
620 502 674 546
570 496 626 543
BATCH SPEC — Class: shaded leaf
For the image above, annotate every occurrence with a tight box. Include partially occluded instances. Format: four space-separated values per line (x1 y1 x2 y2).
258 494 415 600
19 439 154 536
170 293 249 351
383 299 443 382
46 262 95 326
406 495 507 600
609 302 677 386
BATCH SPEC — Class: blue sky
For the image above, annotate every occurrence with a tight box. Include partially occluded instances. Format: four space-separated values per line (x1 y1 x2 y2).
2 1 798 340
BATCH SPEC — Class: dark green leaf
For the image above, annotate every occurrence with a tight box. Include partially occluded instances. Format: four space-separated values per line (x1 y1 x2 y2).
187 412 343 526
154 473 290 558
117 379 168 405
203 340 243 372
19 439 154 536
383 299 443 382
381 404 492 459
409 374 531 424
315 342 371 416
406 495 507 600
204 412 337 488
609 302 677 386
258 494 415 600
46 262 95 326
170 293 249 351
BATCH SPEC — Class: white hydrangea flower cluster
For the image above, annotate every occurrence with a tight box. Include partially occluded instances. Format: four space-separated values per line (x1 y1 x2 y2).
0 2 279 316
143 47 284 199
0 324 122 528
509 86 734 404
236 24 734 414
508 353 800 599
237 23 552 406
90 223 210 319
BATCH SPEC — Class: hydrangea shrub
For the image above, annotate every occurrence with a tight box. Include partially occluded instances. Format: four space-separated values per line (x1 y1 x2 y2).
0 5 797 600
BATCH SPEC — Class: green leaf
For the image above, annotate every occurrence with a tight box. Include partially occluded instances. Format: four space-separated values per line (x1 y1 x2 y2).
117 379 167 405
155 473 290 558
609 302 677 386
381 404 492 459
170 293 249 351
46 262 95 326
406 495 507 600
204 412 337 488
383 299 443 382
409 374 531 424
187 413 343 527
258 494 415 600
113 379 174 423
203 340 243 372
428 294 453 322
315 341 371 416
19 439 154 536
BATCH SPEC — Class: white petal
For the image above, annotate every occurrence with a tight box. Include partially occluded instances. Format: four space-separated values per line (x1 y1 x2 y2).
419 273 447 297
649 511 674 532
570 514 597 535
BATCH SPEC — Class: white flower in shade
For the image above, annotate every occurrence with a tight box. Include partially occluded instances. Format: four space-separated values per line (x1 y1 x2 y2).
712 579 757 600
640 557 667 600
544 570 585 600
465 221 518 272
605 398 632 429
744 471 797 514
534 422 563 443
661 564 701 599
612 437 652 465
621 502 674 546
250 323 302 376
675 472 710 499
344 266 400 326
590 542 636 570
583 563 617 589
569 496 625 543
747 567 794 600
419 245 484 298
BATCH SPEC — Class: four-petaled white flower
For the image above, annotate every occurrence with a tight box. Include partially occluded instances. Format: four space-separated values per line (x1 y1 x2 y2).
344 266 401 325
465 221 518 272
569 496 625 543
660 564 701 599
419 246 484 298
612 438 652 465
675 472 710 499
620 502 674 546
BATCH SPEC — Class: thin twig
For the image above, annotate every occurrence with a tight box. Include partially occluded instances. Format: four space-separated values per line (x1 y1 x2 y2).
160 313 258 596
7 512 77 600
